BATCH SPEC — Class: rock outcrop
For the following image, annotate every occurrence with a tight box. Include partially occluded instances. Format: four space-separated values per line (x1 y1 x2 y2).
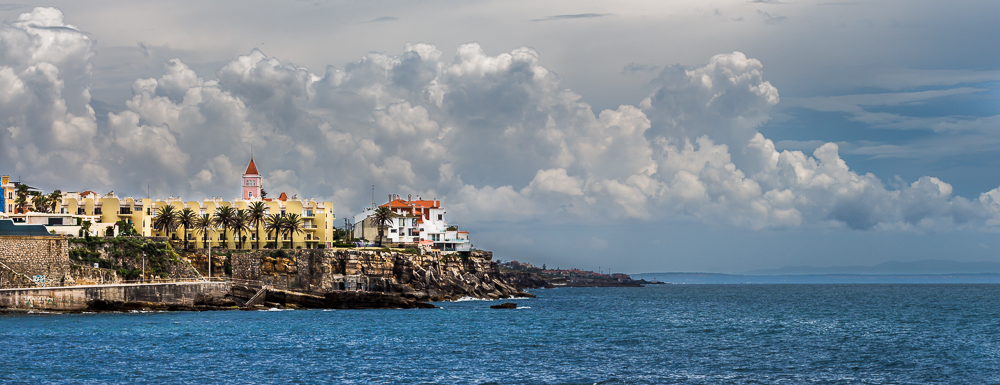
224 249 535 309
499 271 553 289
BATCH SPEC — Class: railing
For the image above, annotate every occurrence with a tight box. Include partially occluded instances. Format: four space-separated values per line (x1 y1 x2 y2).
0 277 245 290
244 285 269 307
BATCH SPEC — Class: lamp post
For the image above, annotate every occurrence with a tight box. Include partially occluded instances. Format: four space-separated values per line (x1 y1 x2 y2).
208 233 212 280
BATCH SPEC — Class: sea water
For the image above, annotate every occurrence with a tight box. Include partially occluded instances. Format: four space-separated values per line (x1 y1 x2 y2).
2 284 999 384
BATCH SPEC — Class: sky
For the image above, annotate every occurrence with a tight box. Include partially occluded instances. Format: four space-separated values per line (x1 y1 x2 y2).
0 1 998 273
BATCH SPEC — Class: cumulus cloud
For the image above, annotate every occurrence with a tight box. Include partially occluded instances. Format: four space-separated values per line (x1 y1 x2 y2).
2 7 999 233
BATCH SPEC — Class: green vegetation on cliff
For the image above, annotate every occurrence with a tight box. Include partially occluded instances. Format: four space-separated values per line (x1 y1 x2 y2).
69 237 180 280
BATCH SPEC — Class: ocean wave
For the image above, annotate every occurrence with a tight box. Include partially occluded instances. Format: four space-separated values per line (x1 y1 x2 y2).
454 296 493 302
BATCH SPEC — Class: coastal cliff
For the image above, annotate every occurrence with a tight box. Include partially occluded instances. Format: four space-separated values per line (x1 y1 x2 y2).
225 248 534 309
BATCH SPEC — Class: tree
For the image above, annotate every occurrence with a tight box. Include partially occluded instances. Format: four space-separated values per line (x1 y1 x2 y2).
248 201 267 250
80 220 92 238
371 206 396 246
233 209 250 249
194 214 213 252
48 190 62 213
282 213 304 249
153 205 179 240
265 213 284 249
213 205 236 249
177 208 197 250
193 213 214 276
14 184 30 213
260 188 267 200
32 193 49 213
116 220 137 236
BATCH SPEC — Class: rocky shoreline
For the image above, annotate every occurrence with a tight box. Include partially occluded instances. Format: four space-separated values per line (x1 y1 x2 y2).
1 244 665 313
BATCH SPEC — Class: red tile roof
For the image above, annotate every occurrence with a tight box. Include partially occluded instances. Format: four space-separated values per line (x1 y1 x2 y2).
244 158 259 175
381 199 439 209
278 192 288 201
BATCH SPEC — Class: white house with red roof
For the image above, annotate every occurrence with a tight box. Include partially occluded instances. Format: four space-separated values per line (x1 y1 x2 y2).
353 194 471 252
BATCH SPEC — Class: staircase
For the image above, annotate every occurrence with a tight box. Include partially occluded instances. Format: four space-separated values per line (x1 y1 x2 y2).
243 285 269 307
0 261 37 288
183 258 207 281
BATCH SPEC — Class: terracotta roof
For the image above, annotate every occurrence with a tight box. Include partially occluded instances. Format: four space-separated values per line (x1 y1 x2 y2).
244 158 259 175
380 199 439 209
278 192 288 201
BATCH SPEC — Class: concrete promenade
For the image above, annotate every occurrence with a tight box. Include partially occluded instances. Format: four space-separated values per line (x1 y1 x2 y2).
0 281 231 311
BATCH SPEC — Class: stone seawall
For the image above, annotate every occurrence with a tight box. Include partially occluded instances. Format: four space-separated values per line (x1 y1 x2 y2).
0 281 231 311
0 235 70 287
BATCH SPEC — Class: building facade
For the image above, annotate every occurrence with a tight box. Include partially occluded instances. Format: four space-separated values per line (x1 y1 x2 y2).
5 158 337 249
354 194 471 252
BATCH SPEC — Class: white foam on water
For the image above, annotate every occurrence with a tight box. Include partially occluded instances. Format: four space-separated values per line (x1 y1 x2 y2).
454 296 492 302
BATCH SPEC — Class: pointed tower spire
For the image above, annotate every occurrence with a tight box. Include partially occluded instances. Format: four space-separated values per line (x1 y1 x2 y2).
242 156 262 200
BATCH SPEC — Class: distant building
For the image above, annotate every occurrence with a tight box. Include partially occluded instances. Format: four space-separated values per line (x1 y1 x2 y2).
0 175 9 214
1 176 40 214
353 194 471 252
5 157 338 249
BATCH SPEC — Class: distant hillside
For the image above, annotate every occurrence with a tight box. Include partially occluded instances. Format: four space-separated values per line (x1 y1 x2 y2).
743 259 1000 275
629 272 1000 284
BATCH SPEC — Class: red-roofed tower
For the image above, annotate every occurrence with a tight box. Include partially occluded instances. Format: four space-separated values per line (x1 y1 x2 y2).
242 157 262 200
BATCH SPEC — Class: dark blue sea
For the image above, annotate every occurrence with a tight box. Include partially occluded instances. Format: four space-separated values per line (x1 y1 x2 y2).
2 285 1000 384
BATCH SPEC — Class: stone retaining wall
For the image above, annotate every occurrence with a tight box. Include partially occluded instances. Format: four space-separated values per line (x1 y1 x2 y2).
0 281 231 311
0 236 70 287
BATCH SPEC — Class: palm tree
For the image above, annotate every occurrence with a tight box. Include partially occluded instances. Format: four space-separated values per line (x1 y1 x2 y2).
193 213 214 277
177 208 197 250
248 201 267 249
14 184 30 213
80 220 92 238
265 213 284 249
282 213 305 249
194 214 213 250
213 205 236 249
48 190 62 213
153 205 179 240
371 206 396 246
32 193 49 213
233 209 250 249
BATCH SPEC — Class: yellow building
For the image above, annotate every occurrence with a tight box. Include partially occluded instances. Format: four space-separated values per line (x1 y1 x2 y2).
54 158 337 249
